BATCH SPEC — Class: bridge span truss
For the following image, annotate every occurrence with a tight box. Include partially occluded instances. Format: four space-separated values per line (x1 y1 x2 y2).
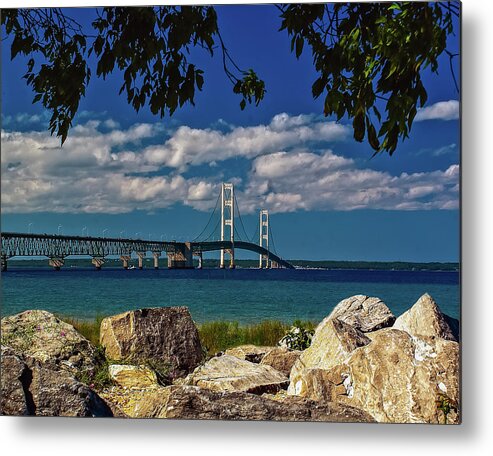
1 232 293 271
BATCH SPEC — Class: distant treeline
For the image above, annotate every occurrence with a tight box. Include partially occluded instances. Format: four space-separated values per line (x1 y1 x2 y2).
286 260 459 271
200 259 459 271
6 258 459 271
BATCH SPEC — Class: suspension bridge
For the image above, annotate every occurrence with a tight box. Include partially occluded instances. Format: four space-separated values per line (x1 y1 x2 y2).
0 183 294 271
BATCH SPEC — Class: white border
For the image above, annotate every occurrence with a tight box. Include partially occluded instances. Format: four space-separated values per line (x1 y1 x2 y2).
1 1 492 455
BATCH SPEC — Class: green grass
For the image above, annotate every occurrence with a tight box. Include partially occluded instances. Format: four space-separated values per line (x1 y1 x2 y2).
60 315 106 346
198 319 317 356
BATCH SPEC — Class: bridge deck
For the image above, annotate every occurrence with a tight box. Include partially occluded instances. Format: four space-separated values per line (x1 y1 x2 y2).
1 232 294 269
192 241 294 269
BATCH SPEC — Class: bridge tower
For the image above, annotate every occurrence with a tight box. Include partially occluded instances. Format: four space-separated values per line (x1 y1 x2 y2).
259 209 270 268
220 182 235 269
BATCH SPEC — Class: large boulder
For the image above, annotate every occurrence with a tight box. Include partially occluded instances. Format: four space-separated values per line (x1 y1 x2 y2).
225 345 275 363
393 293 459 341
100 307 203 379
101 384 375 422
260 347 302 377
328 295 396 332
0 346 113 417
1 310 100 377
288 318 370 395
328 328 460 424
184 354 289 394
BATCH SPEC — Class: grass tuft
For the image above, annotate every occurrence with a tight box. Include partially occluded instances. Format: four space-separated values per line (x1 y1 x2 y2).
60 315 106 346
198 319 317 356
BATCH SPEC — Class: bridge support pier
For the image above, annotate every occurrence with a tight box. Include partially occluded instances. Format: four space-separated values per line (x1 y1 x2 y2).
1 255 8 272
137 252 145 269
92 257 105 270
167 242 193 269
259 256 272 269
228 248 235 269
220 249 235 269
49 257 65 271
153 252 160 269
120 255 131 269
193 252 203 269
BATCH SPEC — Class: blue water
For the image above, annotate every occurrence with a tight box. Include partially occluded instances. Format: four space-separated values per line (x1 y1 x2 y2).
0 268 460 323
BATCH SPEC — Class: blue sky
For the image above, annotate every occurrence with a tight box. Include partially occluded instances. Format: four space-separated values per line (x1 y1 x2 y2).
1 4 460 262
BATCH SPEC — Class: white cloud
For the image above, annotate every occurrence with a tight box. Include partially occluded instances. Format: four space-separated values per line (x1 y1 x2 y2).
416 143 457 157
415 100 459 121
240 150 459 213
1 122 193 214
142 113 349 171
1 113 459 215
252 150 352 179
102 118 121 129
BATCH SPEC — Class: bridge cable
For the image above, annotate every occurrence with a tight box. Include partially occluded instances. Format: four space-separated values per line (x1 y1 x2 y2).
202 218 222 242
233 193 252 243
250 219 259 245
268 223 279 256
192 191 221 242
233 225 244 242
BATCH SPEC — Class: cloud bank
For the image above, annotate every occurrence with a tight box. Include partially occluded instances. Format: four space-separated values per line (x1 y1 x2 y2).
1 113 459 214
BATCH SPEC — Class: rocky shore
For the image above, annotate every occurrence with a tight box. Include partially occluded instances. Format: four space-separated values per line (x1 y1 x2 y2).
0 293 460 423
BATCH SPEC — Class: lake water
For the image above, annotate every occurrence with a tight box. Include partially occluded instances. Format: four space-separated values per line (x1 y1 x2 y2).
0 267 460 324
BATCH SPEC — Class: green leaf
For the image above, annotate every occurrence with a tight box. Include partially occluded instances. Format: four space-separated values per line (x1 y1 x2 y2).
312 77 325 98
11 34 24 59
295 36 304 58
366 117 380 150
196 72 204 90
353 112 365 143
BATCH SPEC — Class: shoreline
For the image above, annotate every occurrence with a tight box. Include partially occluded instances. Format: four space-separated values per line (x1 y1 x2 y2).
2 259 460 273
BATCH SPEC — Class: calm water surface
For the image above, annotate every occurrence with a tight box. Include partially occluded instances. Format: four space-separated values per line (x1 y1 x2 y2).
1 267 460 323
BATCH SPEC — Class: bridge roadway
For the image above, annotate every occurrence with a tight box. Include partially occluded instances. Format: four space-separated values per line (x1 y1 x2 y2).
0 232 294 270
194 240 293 269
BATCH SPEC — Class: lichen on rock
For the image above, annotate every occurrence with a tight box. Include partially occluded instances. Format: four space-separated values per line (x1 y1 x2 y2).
1 309 101 378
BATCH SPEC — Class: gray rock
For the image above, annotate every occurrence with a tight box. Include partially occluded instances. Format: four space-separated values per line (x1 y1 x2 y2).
100 307 203 379
393 293 458 341
1 309 101 378
260 347 302 377
329 328 460 424
184 354 289 394
119 384 375 422
225 345 275 363
328 295 396 332
0 346 31 415
1 346 113 417
288 318 371 397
